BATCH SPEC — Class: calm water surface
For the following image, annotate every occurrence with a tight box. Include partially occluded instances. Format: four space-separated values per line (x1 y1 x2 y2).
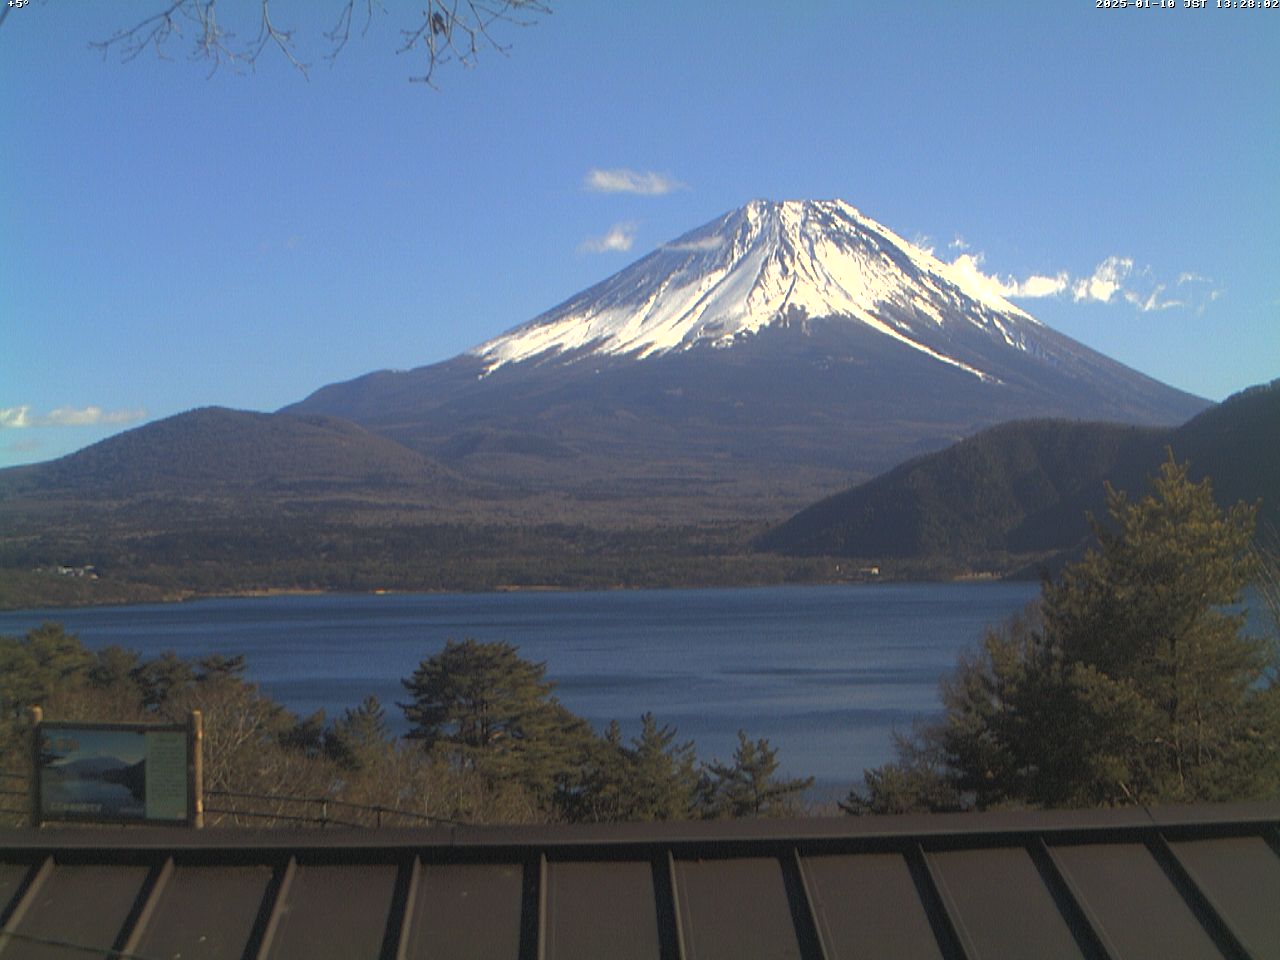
0 583 1040 790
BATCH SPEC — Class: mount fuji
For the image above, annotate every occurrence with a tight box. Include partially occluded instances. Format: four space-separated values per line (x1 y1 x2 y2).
476 199 1056 380
287 200 1208 518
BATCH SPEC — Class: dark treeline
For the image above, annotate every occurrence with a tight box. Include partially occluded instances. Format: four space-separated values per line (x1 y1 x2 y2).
0 520 849 611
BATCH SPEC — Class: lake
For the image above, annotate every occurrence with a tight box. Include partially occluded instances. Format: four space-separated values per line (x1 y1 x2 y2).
0 583 1042 792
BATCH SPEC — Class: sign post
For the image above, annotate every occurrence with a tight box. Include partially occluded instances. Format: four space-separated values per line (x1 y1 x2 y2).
27 706 41 829
190 710 203 829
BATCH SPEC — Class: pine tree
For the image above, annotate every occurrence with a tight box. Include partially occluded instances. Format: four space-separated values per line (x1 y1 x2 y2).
700 731 813 818
326 695 393 772
0 623 94 767
851 458 1280 811
575 714 701 822
628 713 700 819
401 639 555 751
400 638 595 805
1033 458 1275 804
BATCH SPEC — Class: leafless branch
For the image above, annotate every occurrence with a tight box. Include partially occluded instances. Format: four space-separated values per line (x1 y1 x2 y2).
399 0 551 87
89 2 188 65
325 0 381 62
89 1 243 78
89 0 551 86
245 0 308 77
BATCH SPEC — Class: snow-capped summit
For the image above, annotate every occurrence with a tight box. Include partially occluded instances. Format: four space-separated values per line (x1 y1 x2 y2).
472 199 1036 381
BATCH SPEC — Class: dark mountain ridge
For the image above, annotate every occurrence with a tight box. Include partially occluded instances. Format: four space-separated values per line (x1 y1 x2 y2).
760 379 1280 570
0 407 457 501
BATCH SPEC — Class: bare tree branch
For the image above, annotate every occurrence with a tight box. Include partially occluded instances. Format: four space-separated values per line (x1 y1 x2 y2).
246 0 308 77
325 0 381 62
88 0 551 85
398 0 552 87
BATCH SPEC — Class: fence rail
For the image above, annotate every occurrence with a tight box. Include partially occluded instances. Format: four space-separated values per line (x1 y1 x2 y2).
202 789 462 829
0 771 28 823
0 768 466 830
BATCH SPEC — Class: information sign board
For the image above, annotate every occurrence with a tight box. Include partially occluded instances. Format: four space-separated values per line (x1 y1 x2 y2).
35 718 199 825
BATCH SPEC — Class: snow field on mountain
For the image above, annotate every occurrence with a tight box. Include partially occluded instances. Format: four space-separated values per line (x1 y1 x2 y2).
473 200 1047 380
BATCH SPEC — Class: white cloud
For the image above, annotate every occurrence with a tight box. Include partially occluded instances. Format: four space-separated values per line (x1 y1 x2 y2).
1072 256 1134 303
1124 286 1183 312
0 405 147 429
946 253 1016 302
942 248 1217 315
949 235 970 251
1015 272 1071 298
579 221 638 254
664 236 724 253
583 168 686 195
911 234 936 257
946 253 1068 301
0 408 31 429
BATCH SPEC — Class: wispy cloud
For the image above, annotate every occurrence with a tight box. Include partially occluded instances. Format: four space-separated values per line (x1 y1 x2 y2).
1070 258 1185 312
1124 286 1182 312
579 221 638 254
664 236 724 253
584 168 686 196
1015 273 1072 298
946 249 1216 314
947 253 1068 301
0 405 147 429
1071 256 1133 304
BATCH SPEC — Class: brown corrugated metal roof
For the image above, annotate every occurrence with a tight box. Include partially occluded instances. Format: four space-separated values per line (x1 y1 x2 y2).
0 803 1277 959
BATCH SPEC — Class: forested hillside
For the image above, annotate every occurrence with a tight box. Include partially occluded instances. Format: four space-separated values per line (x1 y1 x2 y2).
761 379 1280 573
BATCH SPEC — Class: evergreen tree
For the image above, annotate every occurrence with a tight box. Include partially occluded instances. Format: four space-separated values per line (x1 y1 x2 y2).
0 624 94 766
851 458 1280 811
0 623 93 721
326 695 393 772
86 645 142 696
840 724 964 815
132 652 196 709
629 713 700 819
1032 459 1274 804
575 714 700 822
400 638 595 805
700 731 813 818
402 639 555 750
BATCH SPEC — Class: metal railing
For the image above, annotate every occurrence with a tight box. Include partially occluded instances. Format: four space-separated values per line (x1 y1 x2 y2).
0 771 28 825
0 769 466 830
203 789 463 829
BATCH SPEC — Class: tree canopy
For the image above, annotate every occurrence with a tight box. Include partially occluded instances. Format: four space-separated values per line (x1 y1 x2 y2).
701 731 814 819
850 458 1280 813
400 637 813 820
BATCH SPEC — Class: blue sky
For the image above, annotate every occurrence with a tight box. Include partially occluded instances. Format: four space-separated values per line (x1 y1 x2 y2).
3 2 1277 468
